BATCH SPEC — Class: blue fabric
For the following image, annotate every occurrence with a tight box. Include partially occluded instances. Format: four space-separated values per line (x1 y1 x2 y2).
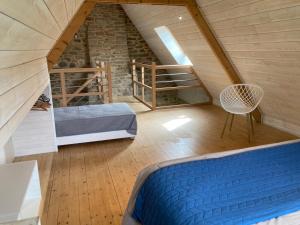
132 142 300 225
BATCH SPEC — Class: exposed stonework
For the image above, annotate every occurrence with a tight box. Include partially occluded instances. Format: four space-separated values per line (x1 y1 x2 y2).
52 4 184 107
57 25 90 68
87 4 131 97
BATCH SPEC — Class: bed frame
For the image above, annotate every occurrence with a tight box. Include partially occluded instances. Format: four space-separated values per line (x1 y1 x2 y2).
56 130 135 146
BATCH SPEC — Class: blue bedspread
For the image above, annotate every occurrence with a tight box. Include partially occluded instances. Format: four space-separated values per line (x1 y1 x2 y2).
132 142 300 225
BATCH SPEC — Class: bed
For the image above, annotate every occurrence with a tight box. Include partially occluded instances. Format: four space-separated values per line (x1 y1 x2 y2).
54 103 137 146
123 139 300 225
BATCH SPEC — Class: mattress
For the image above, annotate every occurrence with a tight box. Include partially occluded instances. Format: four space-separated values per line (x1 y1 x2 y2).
54 103 137 137
123 139 300 225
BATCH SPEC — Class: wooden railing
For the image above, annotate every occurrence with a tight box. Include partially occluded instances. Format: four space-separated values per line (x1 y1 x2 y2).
50 63 112 107
131 59 212 110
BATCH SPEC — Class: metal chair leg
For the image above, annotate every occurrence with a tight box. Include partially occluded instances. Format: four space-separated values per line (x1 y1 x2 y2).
250 112 254 135
229 114 235 131
247 113 252 143
221 112 230 138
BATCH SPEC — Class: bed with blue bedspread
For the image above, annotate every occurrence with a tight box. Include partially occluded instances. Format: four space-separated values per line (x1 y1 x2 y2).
123 140 300 225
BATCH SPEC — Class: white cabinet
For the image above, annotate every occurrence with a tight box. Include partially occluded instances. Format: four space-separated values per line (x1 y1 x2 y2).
11 85 58 157
0 161 41 223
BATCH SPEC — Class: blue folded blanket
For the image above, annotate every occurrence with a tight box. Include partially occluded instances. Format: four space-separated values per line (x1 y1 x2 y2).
132 142 300 225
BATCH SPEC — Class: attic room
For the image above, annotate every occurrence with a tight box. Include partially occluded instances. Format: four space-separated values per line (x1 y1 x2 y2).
0 1 299 225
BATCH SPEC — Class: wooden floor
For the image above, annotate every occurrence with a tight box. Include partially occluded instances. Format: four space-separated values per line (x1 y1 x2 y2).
18 103 297 225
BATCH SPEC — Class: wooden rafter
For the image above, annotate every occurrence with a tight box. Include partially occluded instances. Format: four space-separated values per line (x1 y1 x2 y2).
47 0 262 122
47 1 96 69
86 0 186 5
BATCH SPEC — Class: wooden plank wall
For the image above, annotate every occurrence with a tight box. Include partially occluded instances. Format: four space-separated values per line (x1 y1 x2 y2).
123 2 300 136
0 0 85 149
196 0 300 136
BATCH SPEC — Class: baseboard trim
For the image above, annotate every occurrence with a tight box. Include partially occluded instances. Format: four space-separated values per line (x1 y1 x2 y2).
264 116 300 137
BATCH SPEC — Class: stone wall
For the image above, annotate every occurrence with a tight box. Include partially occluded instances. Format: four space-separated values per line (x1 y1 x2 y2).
87 4 131 96
53 4 184 106
57 25 90 68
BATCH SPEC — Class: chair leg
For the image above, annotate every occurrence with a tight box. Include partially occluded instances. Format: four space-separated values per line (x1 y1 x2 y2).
221 112 230 138
229 114 235 131
247 113 252 143
250 112 254 135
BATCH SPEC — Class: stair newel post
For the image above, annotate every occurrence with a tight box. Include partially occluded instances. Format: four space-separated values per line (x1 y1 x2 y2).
141 66 145 101
60 71 67 107
132 59 137 97
99 61 105 103
151 62 157 110
107 63 113 103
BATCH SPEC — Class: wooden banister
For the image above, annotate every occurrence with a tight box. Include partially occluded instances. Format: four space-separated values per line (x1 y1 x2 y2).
155 64 193 70
141 66 145 101
130 60 212 110
59 72 67 107
50 67 104 73
107 63 113 103
151 62 157 110
50 65 113 106
131 61 152 69
132 59 137 97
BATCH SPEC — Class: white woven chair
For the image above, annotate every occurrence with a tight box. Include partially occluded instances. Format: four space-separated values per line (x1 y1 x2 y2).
220 84 264 142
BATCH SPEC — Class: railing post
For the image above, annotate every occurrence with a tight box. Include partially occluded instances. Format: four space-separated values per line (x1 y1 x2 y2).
60 72 67 107
99 61 105 102
151 62 156 110
107 63 113 103
141 66 145 101
132 59 136 97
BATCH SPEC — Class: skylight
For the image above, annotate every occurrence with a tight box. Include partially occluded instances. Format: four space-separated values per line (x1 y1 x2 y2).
154 26 192 65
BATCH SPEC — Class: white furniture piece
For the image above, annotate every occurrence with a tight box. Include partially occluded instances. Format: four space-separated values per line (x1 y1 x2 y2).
11 85 58 157
57 130 135 146
0 161 41 224
220 84 264 141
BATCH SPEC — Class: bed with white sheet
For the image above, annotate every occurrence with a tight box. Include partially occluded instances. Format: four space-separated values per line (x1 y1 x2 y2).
54 103 137 146
123 139 300 225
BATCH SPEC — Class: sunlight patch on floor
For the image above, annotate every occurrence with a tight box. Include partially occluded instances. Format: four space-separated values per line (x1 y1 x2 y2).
162 116 192 131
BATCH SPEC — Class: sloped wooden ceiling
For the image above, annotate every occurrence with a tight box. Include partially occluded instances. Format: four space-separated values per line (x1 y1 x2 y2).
123 1 300 136
0 0 84 147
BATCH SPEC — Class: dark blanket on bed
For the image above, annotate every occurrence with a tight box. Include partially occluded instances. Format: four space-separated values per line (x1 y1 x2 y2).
54 103 137 137
133 142 300 225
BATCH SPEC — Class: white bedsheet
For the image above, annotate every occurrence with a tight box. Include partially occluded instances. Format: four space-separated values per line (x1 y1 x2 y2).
122 139 300 225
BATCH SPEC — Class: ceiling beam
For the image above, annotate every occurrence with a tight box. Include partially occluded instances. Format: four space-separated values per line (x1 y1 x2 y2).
47 1 96 69
86 0 186 5
184 0 262 122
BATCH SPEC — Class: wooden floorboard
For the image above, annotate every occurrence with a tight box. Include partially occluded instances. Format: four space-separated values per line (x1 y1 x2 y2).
17 103 297 225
